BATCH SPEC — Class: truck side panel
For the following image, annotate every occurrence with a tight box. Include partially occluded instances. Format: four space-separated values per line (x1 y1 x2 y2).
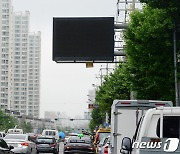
112 109 144 154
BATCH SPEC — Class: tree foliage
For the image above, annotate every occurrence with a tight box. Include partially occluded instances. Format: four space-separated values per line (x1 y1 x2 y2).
89 107 104 131
90 1 180 130
19 122 33 133
140 0 180 13
89 64 131 130
125 6 176 102
0 110 18 131
96 64 131 114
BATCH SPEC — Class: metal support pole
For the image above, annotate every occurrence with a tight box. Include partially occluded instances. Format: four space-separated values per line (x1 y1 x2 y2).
132 0 135 10
173 22 179 106
105 112 109 128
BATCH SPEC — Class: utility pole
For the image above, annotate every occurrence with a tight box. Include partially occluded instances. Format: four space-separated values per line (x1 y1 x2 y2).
173 22 179 106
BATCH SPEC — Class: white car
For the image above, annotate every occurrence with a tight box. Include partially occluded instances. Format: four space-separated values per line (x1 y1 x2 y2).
4 133 37 154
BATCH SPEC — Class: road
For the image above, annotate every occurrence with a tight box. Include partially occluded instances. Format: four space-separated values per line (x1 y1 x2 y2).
59 142 64 154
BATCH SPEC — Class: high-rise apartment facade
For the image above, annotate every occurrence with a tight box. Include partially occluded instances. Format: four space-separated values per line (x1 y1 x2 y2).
0 0 41 118
28 32 41 117
12 11 30 115
0 0 13 109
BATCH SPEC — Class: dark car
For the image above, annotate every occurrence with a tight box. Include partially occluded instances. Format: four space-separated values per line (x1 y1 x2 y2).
0 138 14 154
36 136 59 154
64 136 95 154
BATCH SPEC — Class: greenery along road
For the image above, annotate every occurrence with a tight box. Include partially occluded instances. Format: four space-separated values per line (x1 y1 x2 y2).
0 110 33 132
90 0 180 131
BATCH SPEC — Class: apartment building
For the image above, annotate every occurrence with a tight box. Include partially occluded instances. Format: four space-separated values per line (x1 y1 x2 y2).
28 32 41 117
0 0 13 110
0 1 41 118
12 11 30 115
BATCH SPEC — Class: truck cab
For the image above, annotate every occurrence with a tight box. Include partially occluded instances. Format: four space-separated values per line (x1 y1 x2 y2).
121 107 180 154
111 100 173 154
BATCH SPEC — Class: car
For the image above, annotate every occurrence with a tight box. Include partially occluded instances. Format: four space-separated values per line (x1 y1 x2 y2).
4 133 37 154
42 129 59 141
35 136 59 154
64 133 78 145
94 128 111 154
0 138 14 154
64 136 95 154
97 137 107 154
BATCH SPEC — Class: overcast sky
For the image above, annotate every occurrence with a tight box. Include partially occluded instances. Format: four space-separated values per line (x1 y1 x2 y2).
12 0 117 118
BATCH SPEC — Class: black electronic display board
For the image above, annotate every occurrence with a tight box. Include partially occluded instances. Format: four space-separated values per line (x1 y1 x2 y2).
53 17 114 62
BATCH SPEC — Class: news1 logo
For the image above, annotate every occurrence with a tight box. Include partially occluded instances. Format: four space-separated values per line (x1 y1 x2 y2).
133 138 179 152
164 138 179 152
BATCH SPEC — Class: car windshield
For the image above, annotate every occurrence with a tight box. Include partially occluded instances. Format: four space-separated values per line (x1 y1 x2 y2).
4 134 26 140
45 131 56 136
98 132 110 142
37 138 54 143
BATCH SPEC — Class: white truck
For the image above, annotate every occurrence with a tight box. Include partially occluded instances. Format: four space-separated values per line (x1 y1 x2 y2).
111 100 173 154
120 106 180 154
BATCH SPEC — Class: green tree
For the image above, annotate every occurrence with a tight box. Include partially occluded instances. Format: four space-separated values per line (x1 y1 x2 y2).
96 64 131 115
140 0 180 67
89 63 131 130
20 122 33 133
90 1 180 129
140 0 180 14
124 6 176 102
89 107 104 131
0 110 18 131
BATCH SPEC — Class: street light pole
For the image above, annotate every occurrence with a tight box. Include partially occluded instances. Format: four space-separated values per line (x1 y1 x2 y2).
173 21 179 106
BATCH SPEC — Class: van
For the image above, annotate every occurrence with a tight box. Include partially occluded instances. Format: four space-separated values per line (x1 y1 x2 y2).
42 129 59 141
7 129 23 134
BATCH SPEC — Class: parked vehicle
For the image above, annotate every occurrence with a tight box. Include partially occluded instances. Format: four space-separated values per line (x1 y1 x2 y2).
36 136 59 154
0 132 6 139
120 106 180 154
4 133 37 154
94 128 111 154
64 136 95 153
0 138 14 154
42 129 59 141
7 129 23 134
111 100 173 154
